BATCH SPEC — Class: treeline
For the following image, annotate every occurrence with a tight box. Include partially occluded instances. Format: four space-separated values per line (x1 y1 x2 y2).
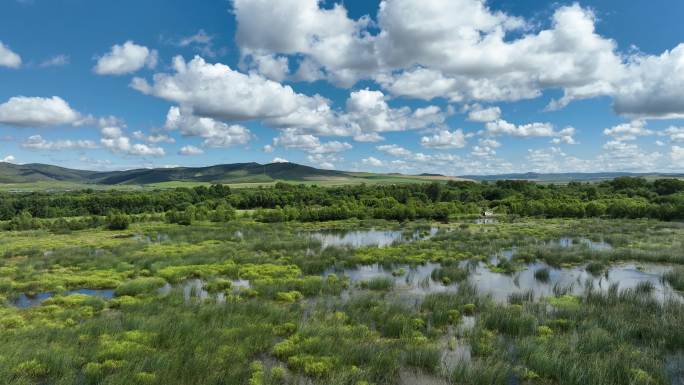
0 177 683 225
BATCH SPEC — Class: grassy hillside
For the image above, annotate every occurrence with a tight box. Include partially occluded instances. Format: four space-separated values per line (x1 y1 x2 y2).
0 162 463 190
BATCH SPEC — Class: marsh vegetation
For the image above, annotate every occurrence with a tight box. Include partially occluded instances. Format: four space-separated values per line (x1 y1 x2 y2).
0 179 683 384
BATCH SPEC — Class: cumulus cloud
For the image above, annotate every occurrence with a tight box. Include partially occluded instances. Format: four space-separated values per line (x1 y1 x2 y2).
420 129 467 149
485 119 555 137
134 57 448 144
133 56 312 122
672 146 684 163
362 156 384 167
0 96 83 127
466 105 501 122
551 127 578 145
22 135 98 151
471 138 501 158
247 54 290 81
132 130 175 144
1 155 16 163
178 145 204 156
272 128 351 154
232 0 684 119
663 127 684 143
0 41 21 68
603 120 653 141
100 125 165 156
613 45 684 119
164 106 252 148
94 41 158 75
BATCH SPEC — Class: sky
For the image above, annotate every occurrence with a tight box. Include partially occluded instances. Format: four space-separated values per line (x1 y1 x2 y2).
0 0 683 175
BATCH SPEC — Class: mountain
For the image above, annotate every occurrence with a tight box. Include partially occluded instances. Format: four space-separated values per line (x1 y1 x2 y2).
460 172 684 183
0 162 453 186
2 162 680 187
0 162 98 183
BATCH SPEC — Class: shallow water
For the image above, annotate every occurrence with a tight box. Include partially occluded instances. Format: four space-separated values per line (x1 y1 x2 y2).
12 288 115 308
309 227 438 248
326 259 679 305
549 237 613 251
469 261 676 303
158 278 250 303
667 353 684 385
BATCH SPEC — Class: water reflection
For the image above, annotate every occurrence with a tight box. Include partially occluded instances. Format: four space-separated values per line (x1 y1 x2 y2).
325 259 679 305
469 261 675 303
309 227 439 249
158 278 251 304
667 353 684 385
12 288 115 308
548 237 613 251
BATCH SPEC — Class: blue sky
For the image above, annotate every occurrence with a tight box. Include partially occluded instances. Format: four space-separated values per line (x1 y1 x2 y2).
0 0 683 175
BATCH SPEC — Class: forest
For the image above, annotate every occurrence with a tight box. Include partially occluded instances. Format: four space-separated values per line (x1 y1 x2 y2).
1 177 683 230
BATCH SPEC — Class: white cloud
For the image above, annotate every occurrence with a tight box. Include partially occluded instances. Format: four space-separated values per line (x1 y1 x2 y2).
471 138 501 158
272 157 289 163
179 30 213 47
178 145 204 156
100 125 165 156
551 127 578 145
40 54 69 67
94 41 158 75
0 41 21 68
132 130 175 144
164 106 252 148
272 128 352 154
420 129 467 149
22 135 98 151
306 153 340 169
599 140 662 171
613 45 684 119
133 56 311 121
485 119 555 137
361 156 384 167
232 0 684 119
343 89 446 135
0 96 82 127
376 144 459 166
672 146 684 163
663 127 684 143
177 29 221 58
1 155 16 163
248 54 290 81
603 120 653 141
466 105 501 122
233 0 375 87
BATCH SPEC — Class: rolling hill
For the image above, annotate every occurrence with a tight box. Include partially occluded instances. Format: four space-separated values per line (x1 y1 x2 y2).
0 162 456 187
1 162 681 188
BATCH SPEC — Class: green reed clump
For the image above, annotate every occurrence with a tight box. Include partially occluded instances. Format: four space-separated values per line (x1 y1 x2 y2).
664 267 684 291
430 265 468 284
586 261 607 276
114 277 167 296
360 277 394 291
534 267 550 282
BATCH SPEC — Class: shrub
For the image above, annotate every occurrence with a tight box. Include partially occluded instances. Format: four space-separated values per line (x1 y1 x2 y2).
106 211 131 230
115 277 167 296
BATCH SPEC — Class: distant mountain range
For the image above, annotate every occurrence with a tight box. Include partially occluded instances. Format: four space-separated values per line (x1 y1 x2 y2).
0 162 681 186
0 162 458 186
